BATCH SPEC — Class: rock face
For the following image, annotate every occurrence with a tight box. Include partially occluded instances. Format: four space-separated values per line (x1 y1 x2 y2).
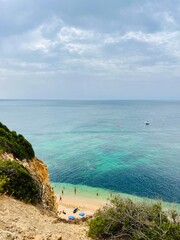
22 157 57 213
1 153 57 213
0 122 57 213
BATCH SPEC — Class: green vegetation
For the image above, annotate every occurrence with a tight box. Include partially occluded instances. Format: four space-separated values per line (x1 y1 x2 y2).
88 197 180 240
0 159 41 204
0 122 35 160
0 122 40 204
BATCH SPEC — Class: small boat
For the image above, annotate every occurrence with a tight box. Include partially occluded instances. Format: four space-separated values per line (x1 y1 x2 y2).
145 121 150 125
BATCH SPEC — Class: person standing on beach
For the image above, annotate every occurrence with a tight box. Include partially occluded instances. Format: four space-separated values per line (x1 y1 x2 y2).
74 187 76 194
62 190 64 195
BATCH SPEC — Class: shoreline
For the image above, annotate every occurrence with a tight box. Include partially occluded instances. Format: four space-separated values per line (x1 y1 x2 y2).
52 182 111 220
52 182 180 220
56 194 108 220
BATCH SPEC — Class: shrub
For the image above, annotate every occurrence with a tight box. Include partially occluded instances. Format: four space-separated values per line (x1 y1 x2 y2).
88 197 180 240
0 122 35 160
0 159 41 204
0 175 9 192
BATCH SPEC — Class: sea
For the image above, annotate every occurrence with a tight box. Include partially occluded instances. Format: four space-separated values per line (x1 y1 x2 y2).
0 100 180 205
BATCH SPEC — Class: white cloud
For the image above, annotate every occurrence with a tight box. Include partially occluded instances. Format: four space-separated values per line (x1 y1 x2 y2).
154 11 177 29
123 31 160 43
104 30 180 58
163 12 175 24
104 30 179 45
24 38 53 52
18 21 98 55
56 25 100 54
20 26 56 53
0 7 180 99
57 26 95 42
63 42 97 54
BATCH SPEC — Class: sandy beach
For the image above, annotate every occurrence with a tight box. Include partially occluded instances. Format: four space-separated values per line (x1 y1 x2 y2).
51 182 113 220
52 182 180 221
56 190 110 220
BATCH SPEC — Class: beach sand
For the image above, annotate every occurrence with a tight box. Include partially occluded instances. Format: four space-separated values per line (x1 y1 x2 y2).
57 194 108 220
52 182 180 221
52 182 112 220
56 190 111 220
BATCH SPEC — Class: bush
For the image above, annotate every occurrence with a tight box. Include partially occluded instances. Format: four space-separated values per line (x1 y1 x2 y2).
0 122 35 160
88 197 180 240
0 175 9 192
0 159 41 204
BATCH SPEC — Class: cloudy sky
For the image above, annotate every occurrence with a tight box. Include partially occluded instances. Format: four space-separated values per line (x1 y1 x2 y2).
0 0 180 99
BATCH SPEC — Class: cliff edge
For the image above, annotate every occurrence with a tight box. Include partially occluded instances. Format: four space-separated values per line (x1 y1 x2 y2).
1 153 57 213
0 123 90 240
0 122 57 213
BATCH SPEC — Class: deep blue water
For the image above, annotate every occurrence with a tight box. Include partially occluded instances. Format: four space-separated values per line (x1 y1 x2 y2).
0 100 180 203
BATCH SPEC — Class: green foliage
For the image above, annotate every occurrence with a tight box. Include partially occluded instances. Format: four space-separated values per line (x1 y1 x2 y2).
88 197 180 240
0 159 41 204
0 175 9 192
0 122 35 160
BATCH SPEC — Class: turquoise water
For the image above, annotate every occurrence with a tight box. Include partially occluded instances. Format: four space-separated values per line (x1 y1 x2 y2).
0 100 180 203
51 182 180 212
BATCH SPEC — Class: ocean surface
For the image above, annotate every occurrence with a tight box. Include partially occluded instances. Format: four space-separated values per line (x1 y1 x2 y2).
0 100 180 203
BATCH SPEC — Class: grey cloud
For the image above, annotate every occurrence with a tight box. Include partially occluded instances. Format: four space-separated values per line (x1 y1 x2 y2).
1 0 180 36
0 0 180 99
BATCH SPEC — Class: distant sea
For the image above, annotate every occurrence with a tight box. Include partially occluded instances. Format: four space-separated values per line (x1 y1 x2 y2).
0 100 180 203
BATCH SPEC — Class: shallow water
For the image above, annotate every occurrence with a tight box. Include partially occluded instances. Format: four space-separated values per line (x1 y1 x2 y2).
0 100 180 203
51 182 180 212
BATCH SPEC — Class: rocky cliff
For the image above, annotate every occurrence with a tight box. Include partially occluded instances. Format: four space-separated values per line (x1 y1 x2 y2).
22 156 57 213
0 122 57 213
1 152 57 213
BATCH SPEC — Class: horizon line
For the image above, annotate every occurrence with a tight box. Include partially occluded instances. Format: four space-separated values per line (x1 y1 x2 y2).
0 98 180 101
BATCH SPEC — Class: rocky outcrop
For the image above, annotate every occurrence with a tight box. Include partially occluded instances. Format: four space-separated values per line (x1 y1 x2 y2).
22 157 57 213
1 153 57 213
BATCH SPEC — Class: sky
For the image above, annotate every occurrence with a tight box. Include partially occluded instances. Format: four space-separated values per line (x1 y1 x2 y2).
0 0 180 100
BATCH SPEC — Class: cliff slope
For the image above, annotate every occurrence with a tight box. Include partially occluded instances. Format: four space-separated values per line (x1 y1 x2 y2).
0 195 90 240
1 153 57 213
0 122 57 212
